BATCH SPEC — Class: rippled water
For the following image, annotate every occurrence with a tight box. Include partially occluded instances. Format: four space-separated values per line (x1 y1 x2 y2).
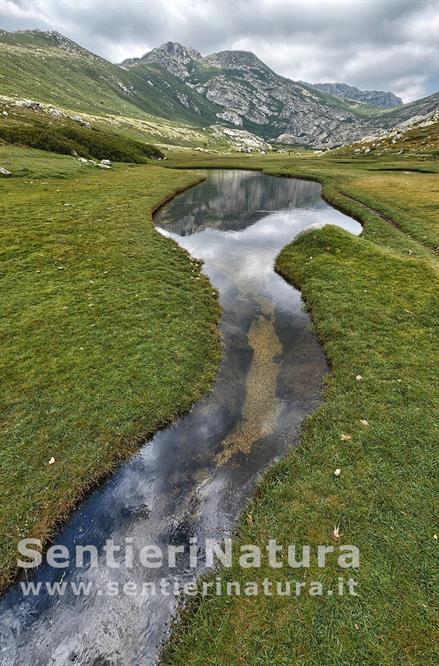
0 170 360 665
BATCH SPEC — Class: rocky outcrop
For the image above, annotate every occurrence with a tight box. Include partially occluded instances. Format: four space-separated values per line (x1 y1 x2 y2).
12 98 92 127
210 125 272 152
136 41 202 80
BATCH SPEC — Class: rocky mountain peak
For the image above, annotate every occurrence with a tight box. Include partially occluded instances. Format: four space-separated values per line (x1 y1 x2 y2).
140 41 202 79
116 36 437 148
203 49 271 72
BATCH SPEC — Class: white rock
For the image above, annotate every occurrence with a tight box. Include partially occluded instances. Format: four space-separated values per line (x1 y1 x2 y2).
15 99 41 110
100 159 111 165
334 468 341 477
47 106 63 117
0 167 12 177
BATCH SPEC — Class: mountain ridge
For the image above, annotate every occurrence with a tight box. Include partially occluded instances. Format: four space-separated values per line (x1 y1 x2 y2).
126 41 402 108
123 40 437 146
1 31 438 149
310 82 402 109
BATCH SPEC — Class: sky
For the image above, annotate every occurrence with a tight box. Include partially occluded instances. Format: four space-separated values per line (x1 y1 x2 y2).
2 0 438 102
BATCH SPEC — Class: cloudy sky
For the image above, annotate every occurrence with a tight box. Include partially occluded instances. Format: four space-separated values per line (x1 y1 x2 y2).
2 0 438 101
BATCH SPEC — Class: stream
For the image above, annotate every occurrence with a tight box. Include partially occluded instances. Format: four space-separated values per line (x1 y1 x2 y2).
0 170 361 665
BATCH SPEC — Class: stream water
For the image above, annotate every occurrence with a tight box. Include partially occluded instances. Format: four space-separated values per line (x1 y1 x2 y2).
0 170 360 665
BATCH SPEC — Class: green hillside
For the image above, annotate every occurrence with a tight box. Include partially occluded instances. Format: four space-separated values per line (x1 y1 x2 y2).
0 29 216 125
0 100 163 162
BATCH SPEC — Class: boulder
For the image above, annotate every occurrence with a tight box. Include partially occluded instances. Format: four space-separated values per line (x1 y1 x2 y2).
15 99 42 110
69 114 92 129
47 106 63 117
0 167 13 177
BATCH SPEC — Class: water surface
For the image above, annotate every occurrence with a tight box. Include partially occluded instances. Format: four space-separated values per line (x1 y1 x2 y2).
0 170 360 665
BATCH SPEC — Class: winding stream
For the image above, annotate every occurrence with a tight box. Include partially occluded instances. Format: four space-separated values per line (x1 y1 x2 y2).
0 170 360 665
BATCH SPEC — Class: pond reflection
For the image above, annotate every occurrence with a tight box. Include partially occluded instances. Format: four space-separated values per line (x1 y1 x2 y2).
0 171 361 666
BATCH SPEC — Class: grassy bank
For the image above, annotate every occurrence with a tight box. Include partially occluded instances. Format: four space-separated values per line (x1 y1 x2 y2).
0 146 221 591
1 143 438 661
162 153 439 664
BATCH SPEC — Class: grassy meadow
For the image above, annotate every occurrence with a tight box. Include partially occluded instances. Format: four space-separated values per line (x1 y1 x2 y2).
161 151 439 665
0 145 221 591
0 136 438 664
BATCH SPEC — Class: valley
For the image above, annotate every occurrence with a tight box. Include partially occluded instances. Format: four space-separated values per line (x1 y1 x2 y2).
0 20 438 666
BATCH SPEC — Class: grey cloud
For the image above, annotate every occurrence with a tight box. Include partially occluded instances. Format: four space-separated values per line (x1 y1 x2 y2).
2 0 438 101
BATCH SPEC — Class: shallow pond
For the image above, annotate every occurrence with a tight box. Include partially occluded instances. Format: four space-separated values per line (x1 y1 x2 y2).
0 170 361 665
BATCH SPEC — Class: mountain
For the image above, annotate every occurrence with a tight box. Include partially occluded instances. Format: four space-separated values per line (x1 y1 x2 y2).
122 42 203 79
126 41 379 147
0 31 437 150
370 92 439 128
0 29 217 126
126 41 438 147
310 82 402 109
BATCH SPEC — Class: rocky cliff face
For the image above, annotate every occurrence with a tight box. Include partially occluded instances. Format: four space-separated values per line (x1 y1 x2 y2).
127 42 381 148
122 41 438 148
311 82 402 109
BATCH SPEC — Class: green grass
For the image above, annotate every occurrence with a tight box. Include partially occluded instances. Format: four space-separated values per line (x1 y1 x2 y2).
0 143 101 178
0 146 221 591
161 152 439 665
0 103 163 162
1 141 438 662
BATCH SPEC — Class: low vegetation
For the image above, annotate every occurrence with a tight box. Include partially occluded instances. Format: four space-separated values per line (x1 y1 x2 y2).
0 146 221 591
0 104 163 162
161 150 439 665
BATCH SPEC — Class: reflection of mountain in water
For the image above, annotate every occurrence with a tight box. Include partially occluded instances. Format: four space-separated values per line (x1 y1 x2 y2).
155 170 324 235
0 170 362 666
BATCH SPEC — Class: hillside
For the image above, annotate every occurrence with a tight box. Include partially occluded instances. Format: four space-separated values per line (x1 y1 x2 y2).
0 99 163 163
0 29 215 126
332 110 439 158
373 92 439 127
